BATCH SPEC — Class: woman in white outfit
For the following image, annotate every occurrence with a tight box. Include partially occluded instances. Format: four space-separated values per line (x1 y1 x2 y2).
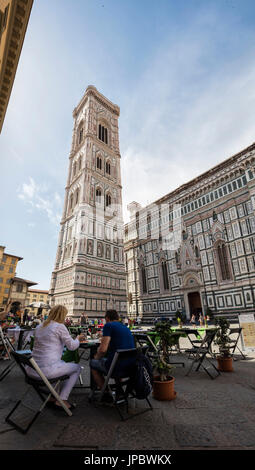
26 305 85 410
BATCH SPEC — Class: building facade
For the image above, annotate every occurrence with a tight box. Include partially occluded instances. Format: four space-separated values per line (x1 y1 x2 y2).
50 86 127 318
125 143 255 320
9 276 37 310
25 288 49 316
0 0 34 133
0 246 23 307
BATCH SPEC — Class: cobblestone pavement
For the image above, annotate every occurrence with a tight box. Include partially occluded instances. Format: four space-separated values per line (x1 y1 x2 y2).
0 336 255 450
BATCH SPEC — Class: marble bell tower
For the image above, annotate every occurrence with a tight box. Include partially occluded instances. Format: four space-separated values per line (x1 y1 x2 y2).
50 86 127 318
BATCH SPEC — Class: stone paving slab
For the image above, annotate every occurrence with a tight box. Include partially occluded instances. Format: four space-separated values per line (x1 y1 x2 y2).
0 401 18 434
115 424 177 450
175 408 249 426
53 424 118 449
117 408 163 425
210 422 255 448
174 391 209 409
174 421 255 449
174 424 217 448
0 417 14 434
0 422 66 450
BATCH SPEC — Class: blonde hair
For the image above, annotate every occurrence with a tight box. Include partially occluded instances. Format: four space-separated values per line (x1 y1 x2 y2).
43 305 68 328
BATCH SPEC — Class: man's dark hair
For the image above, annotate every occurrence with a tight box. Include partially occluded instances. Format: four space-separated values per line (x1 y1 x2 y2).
105 309 119 321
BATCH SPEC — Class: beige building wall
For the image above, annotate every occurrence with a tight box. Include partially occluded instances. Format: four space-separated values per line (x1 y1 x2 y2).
0 250 22 307
0 0 33 132
0 245 4 263
9 277 37 309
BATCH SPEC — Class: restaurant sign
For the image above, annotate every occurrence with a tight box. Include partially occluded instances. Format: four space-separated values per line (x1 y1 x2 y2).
239 314 255 351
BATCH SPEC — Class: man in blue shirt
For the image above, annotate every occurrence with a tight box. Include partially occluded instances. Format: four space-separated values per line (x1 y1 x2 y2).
90 310 135 399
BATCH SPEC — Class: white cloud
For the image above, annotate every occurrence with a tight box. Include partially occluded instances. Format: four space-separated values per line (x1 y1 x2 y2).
18 177 37 201
18 178 61 226
121 23 255 222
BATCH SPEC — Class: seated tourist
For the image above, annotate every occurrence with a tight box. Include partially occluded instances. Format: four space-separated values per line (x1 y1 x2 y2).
26 305 85 410
90 309 135 401
33 314 42 325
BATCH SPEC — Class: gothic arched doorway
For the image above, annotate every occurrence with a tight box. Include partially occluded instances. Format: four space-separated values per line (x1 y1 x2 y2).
188 292 202 318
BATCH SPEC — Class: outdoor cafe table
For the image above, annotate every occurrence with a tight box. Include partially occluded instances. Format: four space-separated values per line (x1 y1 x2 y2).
171 326 219 352
78 339 100 391
172 326 218 335
132 328 182 350
132 326 218 350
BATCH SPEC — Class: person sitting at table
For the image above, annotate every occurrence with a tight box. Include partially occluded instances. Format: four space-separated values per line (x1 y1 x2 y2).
33 314 42 326
26 305 85 410
90 309 136 402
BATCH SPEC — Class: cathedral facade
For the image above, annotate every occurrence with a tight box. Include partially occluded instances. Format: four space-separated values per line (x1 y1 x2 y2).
124 143 255 320
50 86 127 318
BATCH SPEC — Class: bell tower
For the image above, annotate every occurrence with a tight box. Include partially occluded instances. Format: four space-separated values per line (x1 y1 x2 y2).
50 86 127 318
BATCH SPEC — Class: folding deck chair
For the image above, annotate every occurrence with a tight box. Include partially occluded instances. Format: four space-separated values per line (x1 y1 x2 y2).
134 332 185 367
0 326 16 381
185 330 204 349
5 351 73 434
133 333 158 359
185 329 220 379
92 348 153 421
228 327 246 360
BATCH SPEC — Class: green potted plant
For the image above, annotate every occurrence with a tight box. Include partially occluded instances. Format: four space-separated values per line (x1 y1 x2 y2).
214 318 233 372
152 321 176 400
176 310 183 328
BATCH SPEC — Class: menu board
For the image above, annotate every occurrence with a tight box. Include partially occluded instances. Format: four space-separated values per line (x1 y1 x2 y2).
239 314 255 351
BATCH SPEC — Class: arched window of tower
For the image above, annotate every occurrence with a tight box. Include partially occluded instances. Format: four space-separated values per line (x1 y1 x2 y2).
96 188 102 204
78 156 82 171
75 188 80 205
98 123 108 144
97 156 102 170
78 121 84 146
69 194 74 212
106 161 111 175
73 161 77 178
106 193 112 207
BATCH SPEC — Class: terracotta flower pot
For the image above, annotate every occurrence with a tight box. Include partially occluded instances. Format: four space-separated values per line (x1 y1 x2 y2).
217 356 233 372
153 376 176 401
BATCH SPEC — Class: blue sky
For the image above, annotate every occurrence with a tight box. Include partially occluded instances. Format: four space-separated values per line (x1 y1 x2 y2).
1 0 255 289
